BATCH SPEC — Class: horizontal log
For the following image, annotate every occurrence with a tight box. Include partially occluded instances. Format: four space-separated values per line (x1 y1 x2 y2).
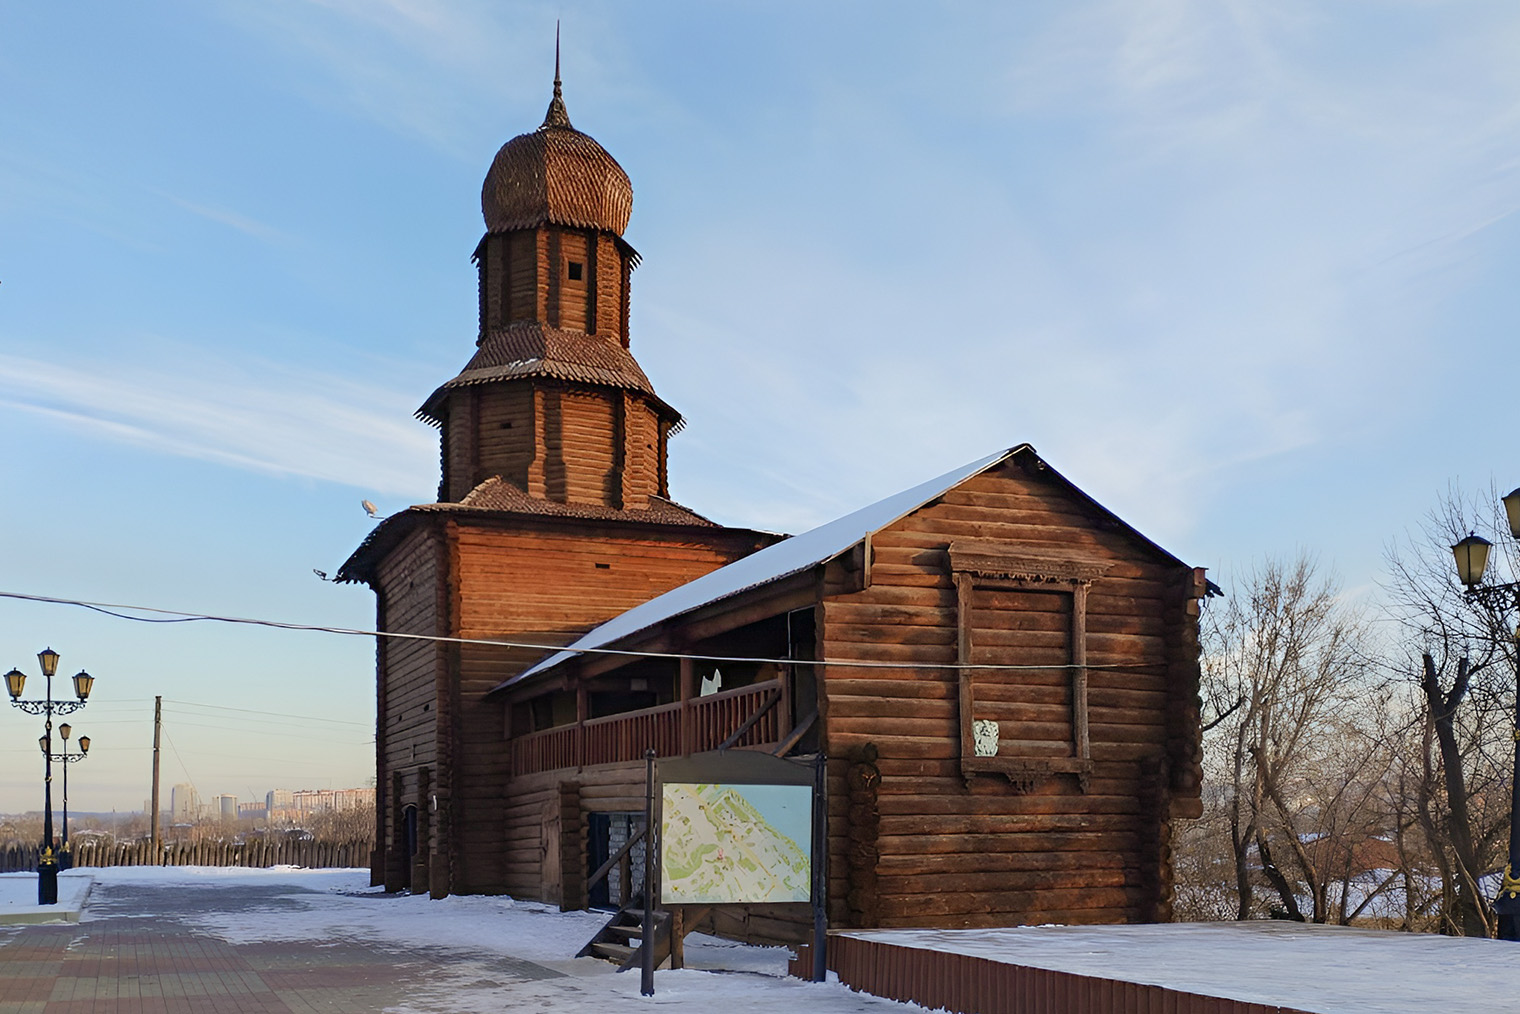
825 678 956 700
877 812 1140 837
876 850 1135 876
872 906 1143 929
874 885 1137 918
874 831 1141 854
880 867 1131 895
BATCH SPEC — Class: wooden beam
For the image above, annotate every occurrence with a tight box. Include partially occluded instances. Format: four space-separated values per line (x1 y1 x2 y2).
772 709 817 757
1072 582 1090 763
717 688 782 751
575 573 820 679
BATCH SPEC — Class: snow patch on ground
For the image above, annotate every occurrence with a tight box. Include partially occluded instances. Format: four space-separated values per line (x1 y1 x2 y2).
846 921 1520 1014
0 870 93 921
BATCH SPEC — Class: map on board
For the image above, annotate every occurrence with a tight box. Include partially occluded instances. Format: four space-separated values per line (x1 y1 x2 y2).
660 782 811 905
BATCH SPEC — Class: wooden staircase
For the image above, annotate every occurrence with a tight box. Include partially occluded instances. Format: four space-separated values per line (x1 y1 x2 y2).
577 901 671 971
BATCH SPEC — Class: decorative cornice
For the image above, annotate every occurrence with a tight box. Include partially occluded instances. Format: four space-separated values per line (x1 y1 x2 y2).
948 542 1112 584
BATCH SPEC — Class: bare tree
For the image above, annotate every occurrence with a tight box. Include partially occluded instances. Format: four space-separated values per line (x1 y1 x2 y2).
1384 485 1518 937
1197 555 1381 922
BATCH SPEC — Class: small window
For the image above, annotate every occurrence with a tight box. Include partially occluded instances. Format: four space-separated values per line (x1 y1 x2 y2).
567 261 584 281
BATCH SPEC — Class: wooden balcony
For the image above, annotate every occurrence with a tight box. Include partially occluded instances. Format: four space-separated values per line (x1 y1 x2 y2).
510 678 786 777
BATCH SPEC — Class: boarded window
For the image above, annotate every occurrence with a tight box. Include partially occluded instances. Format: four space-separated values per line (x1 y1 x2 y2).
951 544 1110 792
969 587 1074 758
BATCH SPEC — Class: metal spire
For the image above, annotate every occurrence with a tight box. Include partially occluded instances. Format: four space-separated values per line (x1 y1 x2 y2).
542 21 572 129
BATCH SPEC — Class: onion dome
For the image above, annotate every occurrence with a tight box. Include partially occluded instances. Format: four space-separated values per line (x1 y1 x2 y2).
481 65 633 235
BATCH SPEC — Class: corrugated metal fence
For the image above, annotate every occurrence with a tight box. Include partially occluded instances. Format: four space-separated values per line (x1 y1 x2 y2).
0 838 370 872
792 935 1318 1014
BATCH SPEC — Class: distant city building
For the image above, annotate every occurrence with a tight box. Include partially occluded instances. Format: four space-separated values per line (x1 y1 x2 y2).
263 787 374 822
170 783 199 822
215 794 238 822
237 801 267 820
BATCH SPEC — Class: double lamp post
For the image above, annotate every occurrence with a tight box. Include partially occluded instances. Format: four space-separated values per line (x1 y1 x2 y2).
5 648 95 905
1451 488 1520 941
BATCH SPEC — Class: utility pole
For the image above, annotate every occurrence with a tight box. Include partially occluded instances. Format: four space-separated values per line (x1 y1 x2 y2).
150 696 161 849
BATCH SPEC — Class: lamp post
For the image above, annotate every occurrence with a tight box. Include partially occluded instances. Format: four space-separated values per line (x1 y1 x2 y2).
4 648 95 905
1451 485 1520 941
44 724 91 868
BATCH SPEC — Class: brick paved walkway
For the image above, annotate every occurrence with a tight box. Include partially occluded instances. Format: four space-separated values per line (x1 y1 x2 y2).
0 881 563 1013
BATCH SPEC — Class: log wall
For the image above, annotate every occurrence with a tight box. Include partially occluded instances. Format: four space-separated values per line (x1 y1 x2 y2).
373 524 447 892
819 458 1201 930
478 226 630 340
444 519 770 894
442 382 667 510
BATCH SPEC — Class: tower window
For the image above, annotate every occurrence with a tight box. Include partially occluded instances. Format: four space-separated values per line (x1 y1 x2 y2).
567 261 584 281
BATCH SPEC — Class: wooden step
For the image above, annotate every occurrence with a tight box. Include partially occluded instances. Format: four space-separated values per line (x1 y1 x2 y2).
590 942 635 962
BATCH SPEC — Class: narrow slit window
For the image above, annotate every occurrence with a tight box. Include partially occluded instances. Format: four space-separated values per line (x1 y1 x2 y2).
567 261 584 281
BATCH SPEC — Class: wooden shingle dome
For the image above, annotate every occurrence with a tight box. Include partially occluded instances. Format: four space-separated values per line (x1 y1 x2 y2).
481 73 632 236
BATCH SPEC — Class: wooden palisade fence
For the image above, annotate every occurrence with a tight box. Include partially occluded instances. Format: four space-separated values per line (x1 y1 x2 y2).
0 837 371 873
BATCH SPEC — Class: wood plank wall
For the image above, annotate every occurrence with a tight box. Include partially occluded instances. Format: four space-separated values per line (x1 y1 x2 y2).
595 235 624 340
558 390 616 504
819 460 1199 930
374 524 446 891
479 225 632 337
447 522 767 894
444 382 666 510
480 231 547 331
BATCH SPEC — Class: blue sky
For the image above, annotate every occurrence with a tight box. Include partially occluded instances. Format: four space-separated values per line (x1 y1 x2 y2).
3 1 1520 814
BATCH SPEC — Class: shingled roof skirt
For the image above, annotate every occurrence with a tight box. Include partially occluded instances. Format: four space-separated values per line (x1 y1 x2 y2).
496 443 1190 694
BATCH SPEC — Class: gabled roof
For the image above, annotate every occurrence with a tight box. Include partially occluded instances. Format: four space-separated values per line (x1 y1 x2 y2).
499 443 1192 692
499 446 1016 689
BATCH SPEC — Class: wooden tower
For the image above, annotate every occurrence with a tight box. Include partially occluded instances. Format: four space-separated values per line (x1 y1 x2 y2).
423 59 677 510
339 66 776 898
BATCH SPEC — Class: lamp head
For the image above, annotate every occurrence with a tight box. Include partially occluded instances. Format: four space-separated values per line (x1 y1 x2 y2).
4 668 24 700
1453 533 1493 588
72 671 94 702
37 648 59 678
58 723 70 741
38 734 49 755
78 736 90 754
1503 488 1520 541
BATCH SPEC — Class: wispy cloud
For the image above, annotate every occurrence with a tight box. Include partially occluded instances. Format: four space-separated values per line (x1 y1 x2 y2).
160 193 287 243
0 351 436 498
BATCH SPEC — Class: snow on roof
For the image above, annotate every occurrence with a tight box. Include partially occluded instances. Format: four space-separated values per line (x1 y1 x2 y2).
499 446 1020 690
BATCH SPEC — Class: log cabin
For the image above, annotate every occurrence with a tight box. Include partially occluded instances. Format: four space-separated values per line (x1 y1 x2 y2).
494 445 1207 936
339 68 1208 937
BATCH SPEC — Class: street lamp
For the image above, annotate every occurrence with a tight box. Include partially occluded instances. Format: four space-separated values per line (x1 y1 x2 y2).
5 647 95 905
1451 492 1520 941
43 723 91 867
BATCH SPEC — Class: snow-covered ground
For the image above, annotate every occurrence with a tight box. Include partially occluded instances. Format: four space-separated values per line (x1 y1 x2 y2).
11 865 1517 1012
2 865 923 1012
0 869 92 921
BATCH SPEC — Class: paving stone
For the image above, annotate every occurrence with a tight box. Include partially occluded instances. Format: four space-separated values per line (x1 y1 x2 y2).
0 878 563 1012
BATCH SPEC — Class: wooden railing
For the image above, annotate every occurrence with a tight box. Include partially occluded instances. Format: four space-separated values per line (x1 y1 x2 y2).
511 679 785 776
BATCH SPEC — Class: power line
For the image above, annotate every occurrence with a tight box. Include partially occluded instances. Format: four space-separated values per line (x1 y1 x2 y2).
0 589 1172 673
163 699 370 728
